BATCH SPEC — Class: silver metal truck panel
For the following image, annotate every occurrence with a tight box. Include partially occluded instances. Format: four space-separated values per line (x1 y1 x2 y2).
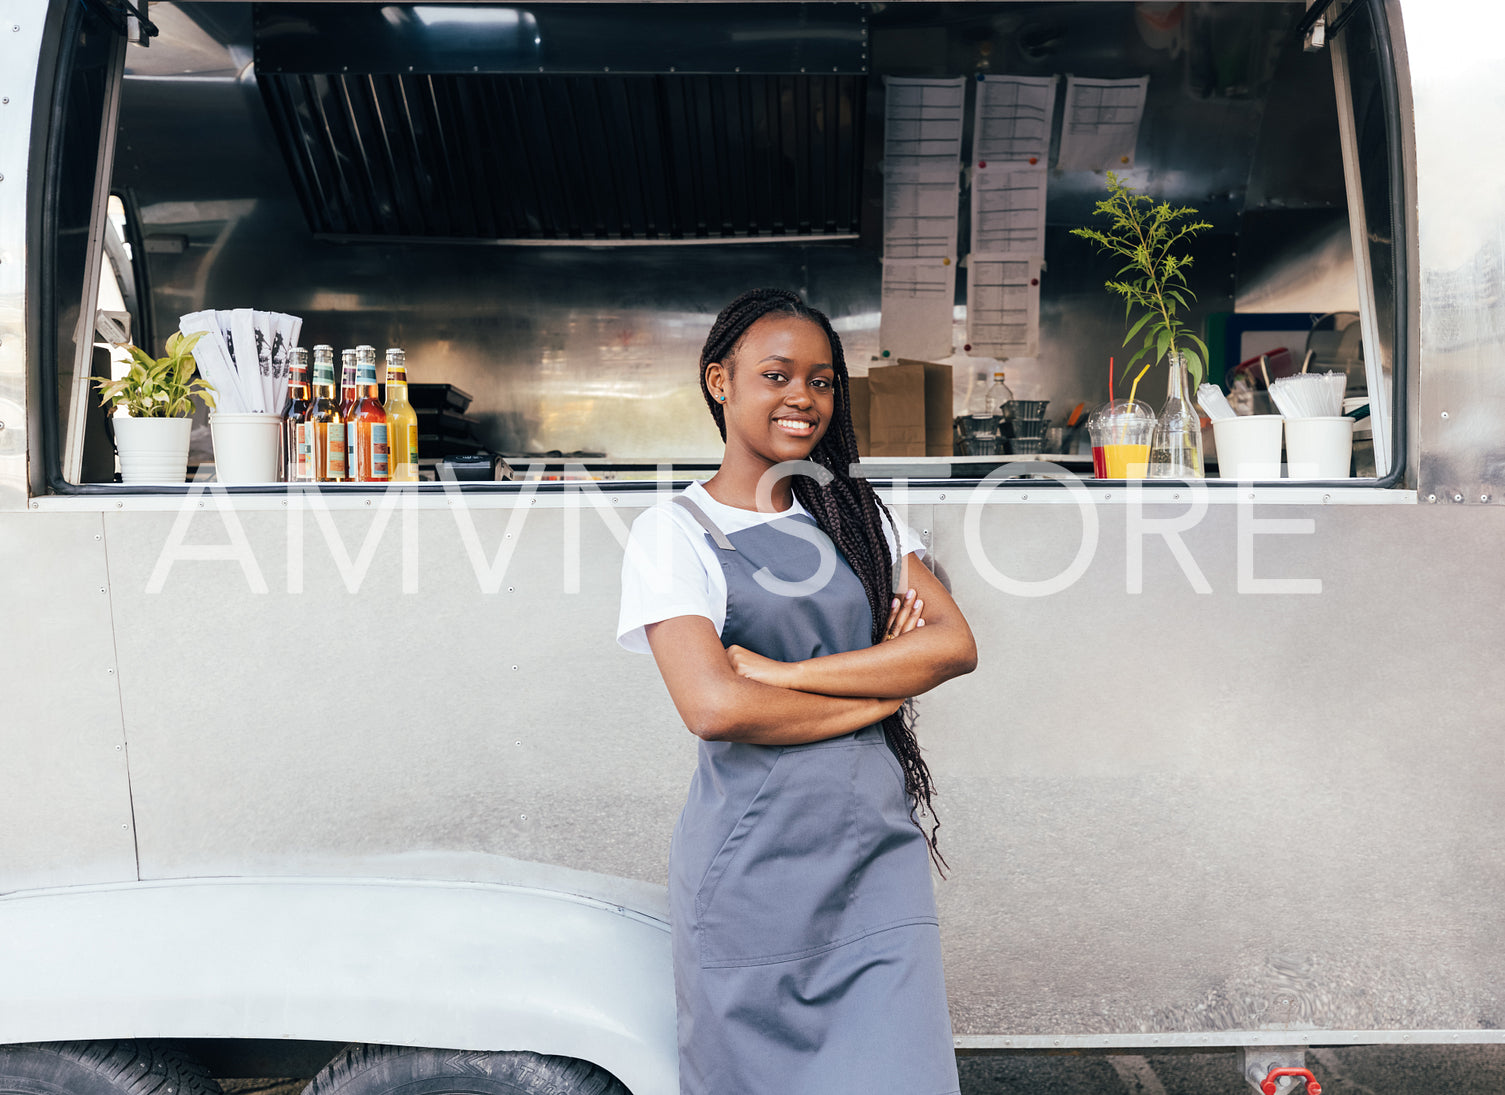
1410 2 1505 503
0 11 44 511
0 873 676 1095
71 491 1505 1038
0 512 138 891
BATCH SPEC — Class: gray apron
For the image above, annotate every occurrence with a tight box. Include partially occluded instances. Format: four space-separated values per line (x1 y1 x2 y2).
668 495 959 1095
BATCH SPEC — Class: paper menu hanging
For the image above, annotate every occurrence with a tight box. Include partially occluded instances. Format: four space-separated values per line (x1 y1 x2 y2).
1056 75 1149 172
883 76 967 167
966 257 1041 358
879 259 956 362
972 75 1058 164
883 165 961 260
970 162 1048 260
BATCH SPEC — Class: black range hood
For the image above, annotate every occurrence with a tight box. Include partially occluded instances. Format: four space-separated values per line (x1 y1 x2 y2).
253 4 870 243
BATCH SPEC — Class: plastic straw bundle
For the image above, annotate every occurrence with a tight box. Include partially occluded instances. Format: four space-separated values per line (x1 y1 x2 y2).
1268 371 1345 419
178 309 303 414
1196 383 1237 421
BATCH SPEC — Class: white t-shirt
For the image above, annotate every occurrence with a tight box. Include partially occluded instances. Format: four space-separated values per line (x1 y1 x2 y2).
616 479 928 654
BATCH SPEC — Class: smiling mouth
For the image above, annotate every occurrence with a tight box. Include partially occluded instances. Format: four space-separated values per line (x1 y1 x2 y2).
773 417 817 436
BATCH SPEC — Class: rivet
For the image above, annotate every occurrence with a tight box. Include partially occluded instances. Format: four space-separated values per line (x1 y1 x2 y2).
123 823 128 829
1021 494 1028 501
512 665 519 670
1441 410 1449 419
2 97 8 104
107 667 114 673
520 814 527 820
1428 494 1436 502
938 493 946 500
116 501 123 508
507 585 514 592
1323 493 1331 503
364 498 371 505
1454 493 1463 503
515 740 521 746
198 501 204 508
94 534 100 540
1173 493 1180 501
611 496 617 502
1482 495 1491 503
100 587 107 594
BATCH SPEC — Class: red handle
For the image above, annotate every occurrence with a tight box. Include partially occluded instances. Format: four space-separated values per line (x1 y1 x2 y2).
1261 1067 1321 1095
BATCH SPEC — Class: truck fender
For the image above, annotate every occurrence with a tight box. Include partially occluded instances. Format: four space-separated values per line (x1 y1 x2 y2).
0 876 677 1095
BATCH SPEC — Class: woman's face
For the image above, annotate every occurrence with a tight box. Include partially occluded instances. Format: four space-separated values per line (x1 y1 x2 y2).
707 315 837 465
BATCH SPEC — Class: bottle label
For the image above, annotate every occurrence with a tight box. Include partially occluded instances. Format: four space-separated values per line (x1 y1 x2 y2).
327 423 347 479
370 424 389 480
295 422 310 480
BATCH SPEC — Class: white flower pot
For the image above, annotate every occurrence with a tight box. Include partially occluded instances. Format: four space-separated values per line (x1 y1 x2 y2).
113 415 192 484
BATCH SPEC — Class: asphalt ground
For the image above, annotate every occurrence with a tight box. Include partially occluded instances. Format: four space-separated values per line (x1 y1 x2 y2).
223 1043 1505 1094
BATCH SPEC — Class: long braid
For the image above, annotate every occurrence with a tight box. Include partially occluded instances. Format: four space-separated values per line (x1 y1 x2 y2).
698 288 947 871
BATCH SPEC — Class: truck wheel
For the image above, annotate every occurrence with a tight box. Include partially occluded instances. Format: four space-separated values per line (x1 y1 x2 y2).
304 1045 629 1095
0 1042 223 1095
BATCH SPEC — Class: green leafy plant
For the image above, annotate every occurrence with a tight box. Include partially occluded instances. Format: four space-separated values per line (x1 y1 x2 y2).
93 330 217 418
1071 172 1212 405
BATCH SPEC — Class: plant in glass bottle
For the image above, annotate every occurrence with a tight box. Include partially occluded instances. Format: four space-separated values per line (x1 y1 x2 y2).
1071 172 1212 478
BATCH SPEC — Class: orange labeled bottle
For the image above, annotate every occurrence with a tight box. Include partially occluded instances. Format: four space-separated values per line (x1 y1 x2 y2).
383 347 418 482
304 345 347 482
350 345 389 482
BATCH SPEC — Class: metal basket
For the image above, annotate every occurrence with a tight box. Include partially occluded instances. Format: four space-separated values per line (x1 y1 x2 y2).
1010 417 1049 440
1006 399 1049 420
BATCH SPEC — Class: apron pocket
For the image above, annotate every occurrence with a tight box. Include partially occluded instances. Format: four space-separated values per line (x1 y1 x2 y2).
695 741 867 967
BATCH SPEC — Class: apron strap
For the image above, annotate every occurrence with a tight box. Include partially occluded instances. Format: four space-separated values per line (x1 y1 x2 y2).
673 494 736 551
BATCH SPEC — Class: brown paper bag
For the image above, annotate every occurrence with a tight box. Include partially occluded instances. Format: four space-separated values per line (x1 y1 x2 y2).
865 360 954 457
849 375 871 456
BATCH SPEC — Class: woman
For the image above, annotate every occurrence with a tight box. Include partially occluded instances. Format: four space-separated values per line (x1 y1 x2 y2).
617 288 978 1095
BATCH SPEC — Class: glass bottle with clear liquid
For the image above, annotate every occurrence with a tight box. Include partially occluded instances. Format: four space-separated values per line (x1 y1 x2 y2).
966 369 1010 456
1147 350 1205 478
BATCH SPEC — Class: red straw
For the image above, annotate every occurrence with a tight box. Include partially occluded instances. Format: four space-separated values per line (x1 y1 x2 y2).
1108 356 1115 403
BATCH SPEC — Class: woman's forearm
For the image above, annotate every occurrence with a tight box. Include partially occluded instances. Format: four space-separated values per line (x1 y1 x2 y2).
691 676 902 745
789 624 976 698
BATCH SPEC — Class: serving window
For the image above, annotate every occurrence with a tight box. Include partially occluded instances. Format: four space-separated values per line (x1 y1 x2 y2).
37 0 1406 493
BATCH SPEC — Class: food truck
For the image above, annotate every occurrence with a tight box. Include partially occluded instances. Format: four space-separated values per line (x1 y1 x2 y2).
2 1 1502 1093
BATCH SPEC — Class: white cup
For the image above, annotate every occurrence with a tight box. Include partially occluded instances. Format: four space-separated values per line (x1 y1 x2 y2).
210 413 284 483
1211 415 1284 480
1284 416 1354 480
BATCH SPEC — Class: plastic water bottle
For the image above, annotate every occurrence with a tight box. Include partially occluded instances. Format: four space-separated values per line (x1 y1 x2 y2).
966 369 1005 456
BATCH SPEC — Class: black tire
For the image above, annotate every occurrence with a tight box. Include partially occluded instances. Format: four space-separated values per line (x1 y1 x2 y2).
0 1042 224 1095
304 1045 629 1095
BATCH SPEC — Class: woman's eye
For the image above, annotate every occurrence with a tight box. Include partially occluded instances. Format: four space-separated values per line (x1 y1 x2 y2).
763 372 786 383
811 378 833 389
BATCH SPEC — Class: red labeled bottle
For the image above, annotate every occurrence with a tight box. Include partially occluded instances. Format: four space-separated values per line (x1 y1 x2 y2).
349 345 389 482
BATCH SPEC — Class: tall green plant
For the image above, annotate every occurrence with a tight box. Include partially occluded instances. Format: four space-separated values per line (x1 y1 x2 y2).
1071 172 1212 405
93 330 217 418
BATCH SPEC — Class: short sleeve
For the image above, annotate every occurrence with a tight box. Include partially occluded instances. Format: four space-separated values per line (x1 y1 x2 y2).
880 508 929 566
617 506 720 654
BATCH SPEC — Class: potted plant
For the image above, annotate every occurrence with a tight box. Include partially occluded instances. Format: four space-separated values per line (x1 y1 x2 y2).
1072 172 1212 477
92 330 216 483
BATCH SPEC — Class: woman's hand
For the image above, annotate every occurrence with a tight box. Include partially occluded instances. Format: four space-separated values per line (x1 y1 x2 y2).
881 588 925 642
726 644 798 689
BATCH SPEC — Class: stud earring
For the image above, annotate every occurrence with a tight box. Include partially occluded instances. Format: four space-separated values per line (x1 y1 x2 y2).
717 395 726 402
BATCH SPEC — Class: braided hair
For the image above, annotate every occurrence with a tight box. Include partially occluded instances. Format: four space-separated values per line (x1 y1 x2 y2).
698 287 946 870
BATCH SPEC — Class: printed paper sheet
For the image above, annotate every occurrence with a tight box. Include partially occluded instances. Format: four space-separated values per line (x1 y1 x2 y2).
883 76 967 168
972 75 1058 164
883 166 960 260
966 257 1040 358
970 162 1048 260
1056 75 1149 172
879 259 956 361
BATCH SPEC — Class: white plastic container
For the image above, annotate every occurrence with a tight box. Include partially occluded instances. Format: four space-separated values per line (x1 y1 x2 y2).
1211 415 1284 480
113 415 192 484
1284 415 1355 480
210 412 283 483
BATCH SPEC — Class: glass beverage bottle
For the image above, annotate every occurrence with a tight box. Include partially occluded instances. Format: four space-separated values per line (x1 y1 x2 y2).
282 347 312 482
338 348 358 422
384 348 419 482
304 345 347 483
349 345 389 482
1147 349 1205 478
